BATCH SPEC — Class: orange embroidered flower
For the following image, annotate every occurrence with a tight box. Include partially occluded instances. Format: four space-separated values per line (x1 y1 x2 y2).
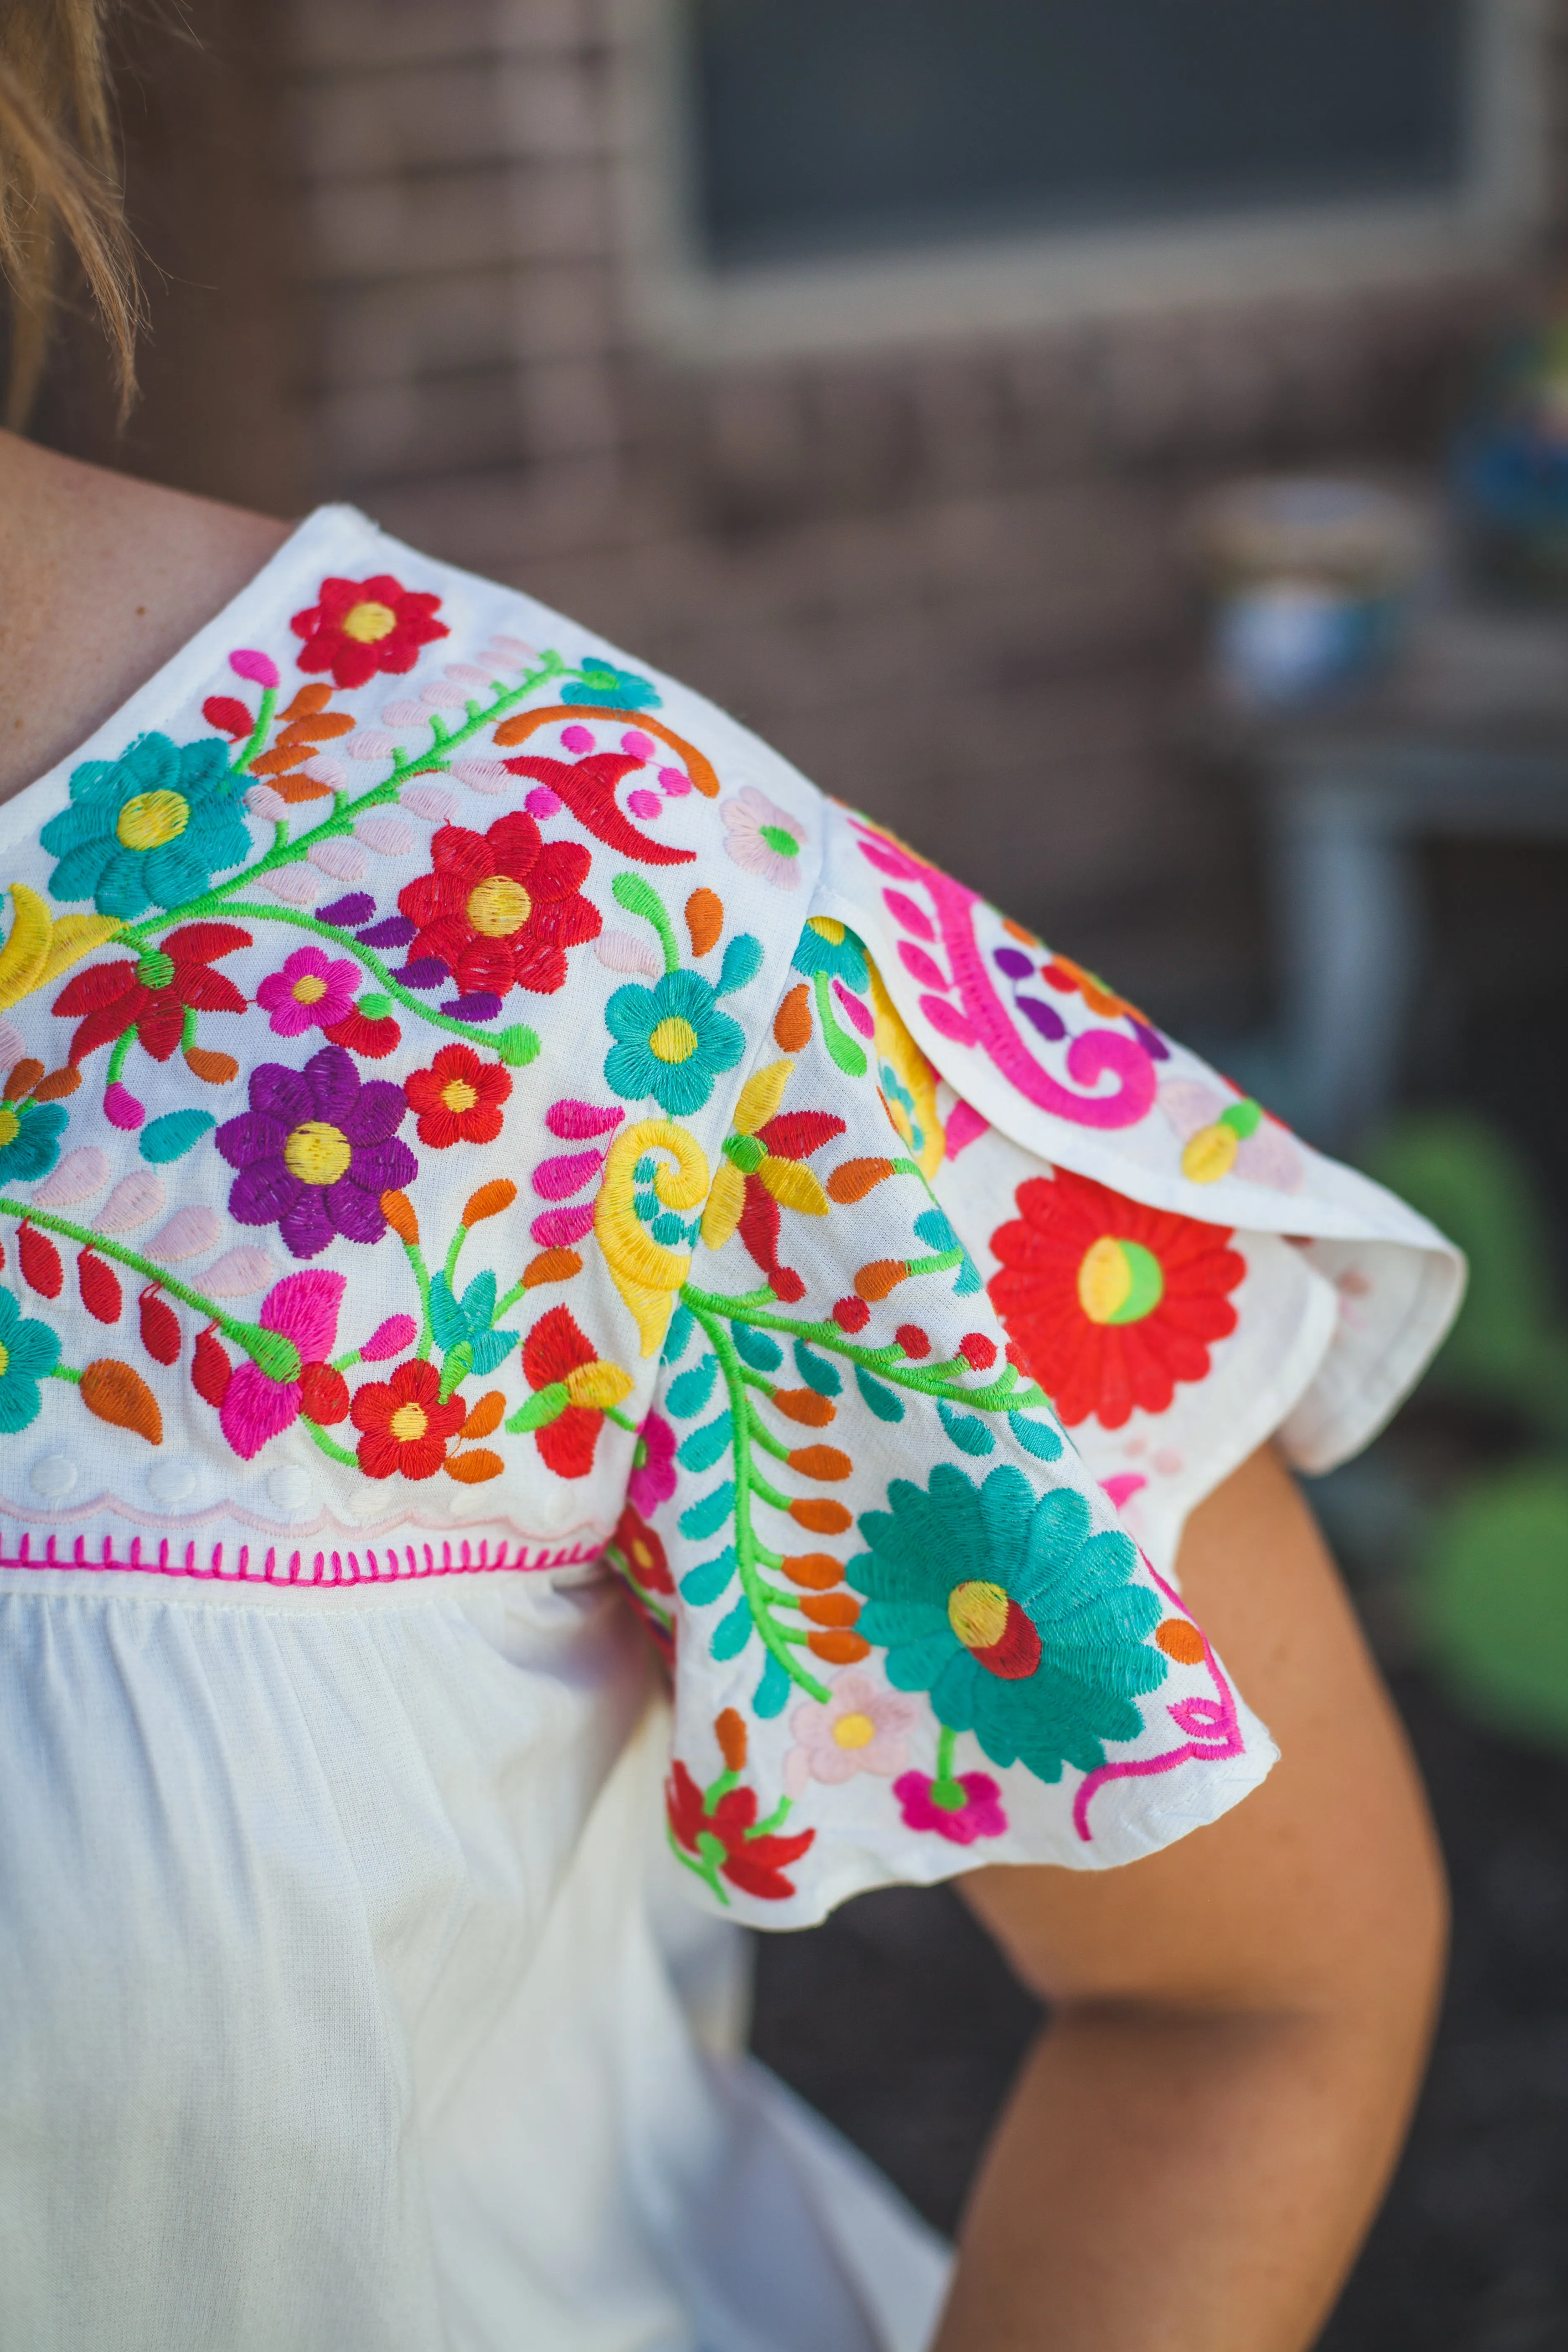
350 1357 466 1479
403 1042 512 1148
290 573 449 691
988 1167 1245 1429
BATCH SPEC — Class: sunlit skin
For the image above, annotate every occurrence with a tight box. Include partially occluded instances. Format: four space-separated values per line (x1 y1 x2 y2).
0 426 1447 2351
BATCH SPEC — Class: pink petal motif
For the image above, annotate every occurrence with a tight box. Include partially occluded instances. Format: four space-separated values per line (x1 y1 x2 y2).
360 1313 418 1362
230 648 280 688
260 1268 347 1362
347 728 406 759
201 1244 279 1298
103 1082 145 1130
593 929 661 978
400 784 457 823
0 1020 25 1071
658 766 691 798
97 1170 166 1232
354 813 415 856
245 783 290 823
303 755 348 791
145 1205 224 1263
444 663 493 688
626 1410 677 1518
485 636 536 665
532 1149 603 1199
260 867 320 908
524 786 562 819
449 758 513 792
562 725 595 754
621 730 655 761
627 790 661 820
531 1204 595 1248
419 680 468 709
33 1146 111 1208
547 1099 624 1140
944 1100 989 1159
308 838 368 882
220 1362 303 1461
380 699 425 726
834 980 875 1039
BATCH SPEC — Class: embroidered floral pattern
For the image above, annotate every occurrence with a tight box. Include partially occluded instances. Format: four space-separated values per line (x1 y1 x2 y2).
0 1285 62 1431
256 945 358 1039
41 733 252 918
404 1042 511 1148
215 1044 416 1259
290 573 449 690
397 814 600 1007
351 1356 465 1479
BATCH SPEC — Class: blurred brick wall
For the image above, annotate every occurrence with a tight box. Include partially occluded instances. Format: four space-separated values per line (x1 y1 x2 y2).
245 4 1568 1021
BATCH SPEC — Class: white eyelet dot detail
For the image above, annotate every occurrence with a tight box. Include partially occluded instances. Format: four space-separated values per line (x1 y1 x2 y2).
146 1459 197 1506
29 1455 76 1500
348 1483 391 1521
267 1466 313 1514
538 1486 573 1530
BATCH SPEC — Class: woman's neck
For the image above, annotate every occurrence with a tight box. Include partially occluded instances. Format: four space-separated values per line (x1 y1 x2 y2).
0 430 291 809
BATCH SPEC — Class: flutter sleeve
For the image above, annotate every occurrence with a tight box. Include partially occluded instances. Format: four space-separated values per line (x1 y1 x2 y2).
613 801 1458 1928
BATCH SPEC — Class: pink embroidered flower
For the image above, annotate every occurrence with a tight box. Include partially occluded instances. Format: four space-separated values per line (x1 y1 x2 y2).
721 786 805 890
784 1674 921 1796
218 1269 346 1461
626 1410 677 1517
256 946 358 1038
893 1769 1008 1846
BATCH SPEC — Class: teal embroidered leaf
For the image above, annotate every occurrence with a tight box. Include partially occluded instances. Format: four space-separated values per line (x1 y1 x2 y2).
731 1323 783 1373
666 1354 718 1419
939 1399 995 1457
715 933 763 998
139 1109 214 1164
663 1303 695 1366
710 1595 753 1661
680 1547 738 1606
855 1365 904 1423
469 1328 520 1376
677 1411 733 1473
753 1651 790 1718
793 1338 842 1398
429 1274 467 1351
1008 1410 1063 1461
914 1207 957 1253
679 1481 735 1541
954 1255 983 1296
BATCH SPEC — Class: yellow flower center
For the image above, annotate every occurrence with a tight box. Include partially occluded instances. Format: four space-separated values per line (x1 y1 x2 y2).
466 874 532 937
832 1710 876 1750
649 1015 699 1064
0 1107 18 1149
388 1401 429 1442
116 789 190 852
1076 1235 1165 1326
291 973 328 1005
948 1579 1011 1651
807 915 846 944
0 1339 9 1380
441 1078 479 1113
282 1120 353 1187
342 598 398 644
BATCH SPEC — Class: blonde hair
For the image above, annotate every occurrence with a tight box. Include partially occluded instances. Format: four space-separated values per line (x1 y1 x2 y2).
0 0 139 429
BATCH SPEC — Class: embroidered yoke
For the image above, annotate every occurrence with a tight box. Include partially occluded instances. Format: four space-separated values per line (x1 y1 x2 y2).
0 506 1461 2352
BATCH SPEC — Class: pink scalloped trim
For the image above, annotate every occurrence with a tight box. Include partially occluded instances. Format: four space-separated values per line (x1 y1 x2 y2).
0 1531 602 1585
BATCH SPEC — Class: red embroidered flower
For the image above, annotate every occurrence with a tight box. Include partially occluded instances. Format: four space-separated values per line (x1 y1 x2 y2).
53 923 250 1067
665 1761 815 1902
397 813 601 1000
289 573 449 691
516 1304 632 1479
350 1357 466 1480
988 1167 1246 1429
403 1042 512 1148
610 1500 674 1594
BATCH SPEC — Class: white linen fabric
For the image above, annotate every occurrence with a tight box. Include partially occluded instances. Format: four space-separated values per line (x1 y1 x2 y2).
0 507 1461 2348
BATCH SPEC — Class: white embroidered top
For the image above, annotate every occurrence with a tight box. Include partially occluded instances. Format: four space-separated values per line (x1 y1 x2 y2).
0 506 1461 2352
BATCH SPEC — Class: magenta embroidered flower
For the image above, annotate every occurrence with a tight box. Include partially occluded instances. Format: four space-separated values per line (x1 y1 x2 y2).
893 1768 1008 1846
218 1269 346 1460
626 1410 677 1517
256 946 358 1039
215 1043 417 1260
784 1673 921 1796
721 785 805 890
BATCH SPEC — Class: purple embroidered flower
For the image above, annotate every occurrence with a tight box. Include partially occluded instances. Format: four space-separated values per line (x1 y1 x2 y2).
215 1043 417 1260
893 1769 1008 1846
256 945 358 1038
626 1409 677 1516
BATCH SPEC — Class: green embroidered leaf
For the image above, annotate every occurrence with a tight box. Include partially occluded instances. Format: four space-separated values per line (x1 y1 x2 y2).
680 1481 735 1541
611 872 668 929
710 1594 753 1661
494 1024 540 1068
507 1381 569 1432
939 1399 995 1457
753 1651 790 1718
677 1411 733 1473
139 1109 214 1164
438 1340 473 1401
666 1354 718 1419
855 1365 905 1423
1008 1410 1063 1461
680 1547 738 1606
793 1338 842 1398
731 1323 783 1373
715 933 763 998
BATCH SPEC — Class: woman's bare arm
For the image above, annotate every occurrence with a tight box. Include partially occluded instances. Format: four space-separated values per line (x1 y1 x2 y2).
938 1441 1446 2352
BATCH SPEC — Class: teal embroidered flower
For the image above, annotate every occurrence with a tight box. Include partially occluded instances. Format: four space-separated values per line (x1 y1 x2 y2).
564 657 660 712
604 967 746 1116
41 732 252 918
847 1461 1167 1782
792 915 868 991
0 1286 62 1433
0 1091 68 1186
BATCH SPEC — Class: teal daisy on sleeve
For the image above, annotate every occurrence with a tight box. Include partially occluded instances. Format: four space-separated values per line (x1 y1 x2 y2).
41 732 253 918
604 967 745 1116
847 1461 1168 1782
0 1288 62 1433
0 1090 68 1186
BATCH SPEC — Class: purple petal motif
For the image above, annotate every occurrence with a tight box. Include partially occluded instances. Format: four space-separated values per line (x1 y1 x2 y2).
348 1137 417 1194
216 1112 287 1171
304 1044 360 1126
230 1160 303 1225
249 1064 315 1127
326 1177 389 1244
279 1188 336 1259
341 1080 407 1147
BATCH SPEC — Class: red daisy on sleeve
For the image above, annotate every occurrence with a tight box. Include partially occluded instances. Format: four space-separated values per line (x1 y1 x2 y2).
290 574 449 691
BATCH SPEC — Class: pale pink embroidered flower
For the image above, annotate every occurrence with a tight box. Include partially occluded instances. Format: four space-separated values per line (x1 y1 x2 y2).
626 1410 677 1517
784 1673 921 1796
894 1769 1008 1846
219 1270 346 1461
721 785 805 890
256 945 358 1038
